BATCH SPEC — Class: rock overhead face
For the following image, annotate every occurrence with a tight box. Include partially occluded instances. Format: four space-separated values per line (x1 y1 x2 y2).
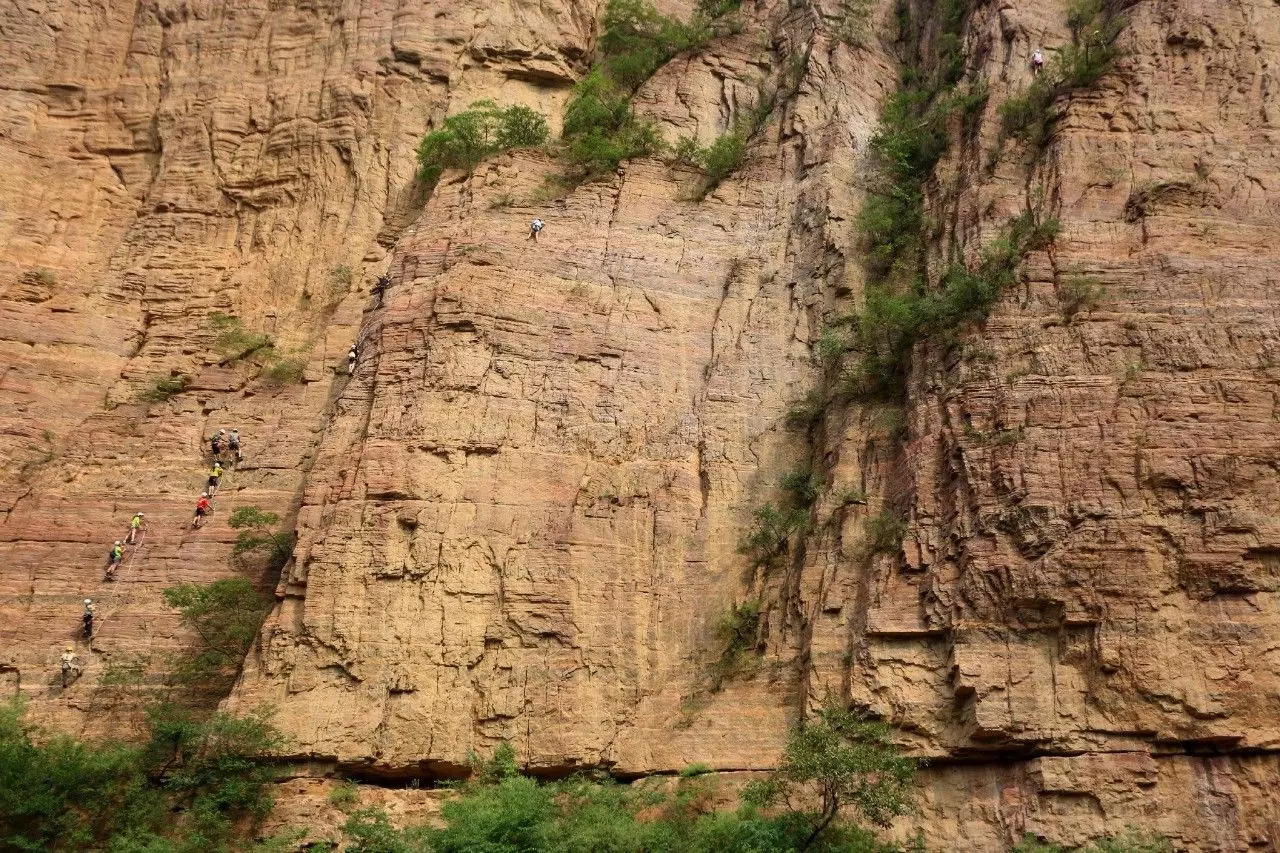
3 0 1280 849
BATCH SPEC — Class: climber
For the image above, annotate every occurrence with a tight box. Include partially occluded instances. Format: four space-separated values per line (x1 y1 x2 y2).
528 218 544 242
347 344 358 376
228 429 242 464
192 493 212 529
373 274 391 301
105 540 124 580
126 511 144 545
1031 48 1044 75
82 599 95 638
210 429 226 460
60 645 80 687
207 461 223 497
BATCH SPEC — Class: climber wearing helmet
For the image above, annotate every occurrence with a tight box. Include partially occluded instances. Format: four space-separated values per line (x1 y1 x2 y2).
529 218 544 242
1031 48 1045 75
82 599 95 638
347 344 358 376
127 511 144 544
210 429 226 460
105 541 124 580
207 461 223 497
228 429 242 464
193 493 212 529
60 645 80 687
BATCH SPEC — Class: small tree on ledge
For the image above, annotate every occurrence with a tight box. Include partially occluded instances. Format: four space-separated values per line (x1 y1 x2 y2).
743 703 917 851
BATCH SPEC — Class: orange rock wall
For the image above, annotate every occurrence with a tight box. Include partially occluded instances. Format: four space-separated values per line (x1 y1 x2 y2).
3 0 1279 849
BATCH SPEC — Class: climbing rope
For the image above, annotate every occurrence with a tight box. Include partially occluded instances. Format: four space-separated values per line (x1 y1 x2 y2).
87 527 148 642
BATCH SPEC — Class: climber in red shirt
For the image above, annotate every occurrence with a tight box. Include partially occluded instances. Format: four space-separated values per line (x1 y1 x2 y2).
192 493 212 528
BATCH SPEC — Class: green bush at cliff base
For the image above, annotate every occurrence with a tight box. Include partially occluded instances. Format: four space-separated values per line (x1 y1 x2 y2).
0 698 286 852
416 100 549 184
342 712 915 853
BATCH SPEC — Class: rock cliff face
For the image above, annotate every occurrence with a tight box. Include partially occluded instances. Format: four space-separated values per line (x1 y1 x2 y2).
3 0 1280 849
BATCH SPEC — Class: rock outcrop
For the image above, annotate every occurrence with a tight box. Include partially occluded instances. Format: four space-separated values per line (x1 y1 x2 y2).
3 0 1279 849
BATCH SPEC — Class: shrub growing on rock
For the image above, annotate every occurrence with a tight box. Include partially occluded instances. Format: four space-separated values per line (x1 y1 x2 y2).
416 101 550 185
0 698 286 852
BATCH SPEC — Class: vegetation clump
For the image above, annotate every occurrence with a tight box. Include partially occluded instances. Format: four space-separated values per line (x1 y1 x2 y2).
562 70 666 179
20 267 56 288
0 698 285 852
865 509 908 555
848 209 1059 398
139 373 190 403
228 505 295 572
260 356 306 386
998 0 1125 148
339 713 918 852
740 501 810 573
744 704 916 848
708 598 762 689
163 577 271 692
596 0 711 90
209 312 273 363
560 0 715 180
1058 275 1105 319
416 100 550 185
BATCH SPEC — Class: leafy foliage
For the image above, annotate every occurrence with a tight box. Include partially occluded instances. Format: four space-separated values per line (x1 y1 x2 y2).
416 100 550 184
559 0 715 180
163 578 270 690
743 704 916 849
562 70 665 178
597 0 711 89
139 373 190 403
227 506 294 573
260 356 305 386
998 3 1125 148
208 312 273 363
0 698 285 853
708 599 762 689
849 211 1060 398
328 780 360 811
740 502 809 572
1058 275 1105 319
865 510 907 555
674 127 750 197
336 737 914 853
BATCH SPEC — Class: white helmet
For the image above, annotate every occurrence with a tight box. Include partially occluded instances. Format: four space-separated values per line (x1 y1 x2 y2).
84 598 92 605
201 492 209 497
136 512 144 517
114 540 122 545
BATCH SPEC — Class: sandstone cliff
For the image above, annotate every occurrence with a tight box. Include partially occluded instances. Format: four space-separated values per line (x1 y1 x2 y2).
2 0 1279 849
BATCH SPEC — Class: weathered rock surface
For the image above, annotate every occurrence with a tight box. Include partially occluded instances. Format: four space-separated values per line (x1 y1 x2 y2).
0 0 591 736
3 0 1280 849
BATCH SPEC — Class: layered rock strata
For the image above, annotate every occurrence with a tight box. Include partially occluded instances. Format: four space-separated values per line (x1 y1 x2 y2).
2 0 1279 849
